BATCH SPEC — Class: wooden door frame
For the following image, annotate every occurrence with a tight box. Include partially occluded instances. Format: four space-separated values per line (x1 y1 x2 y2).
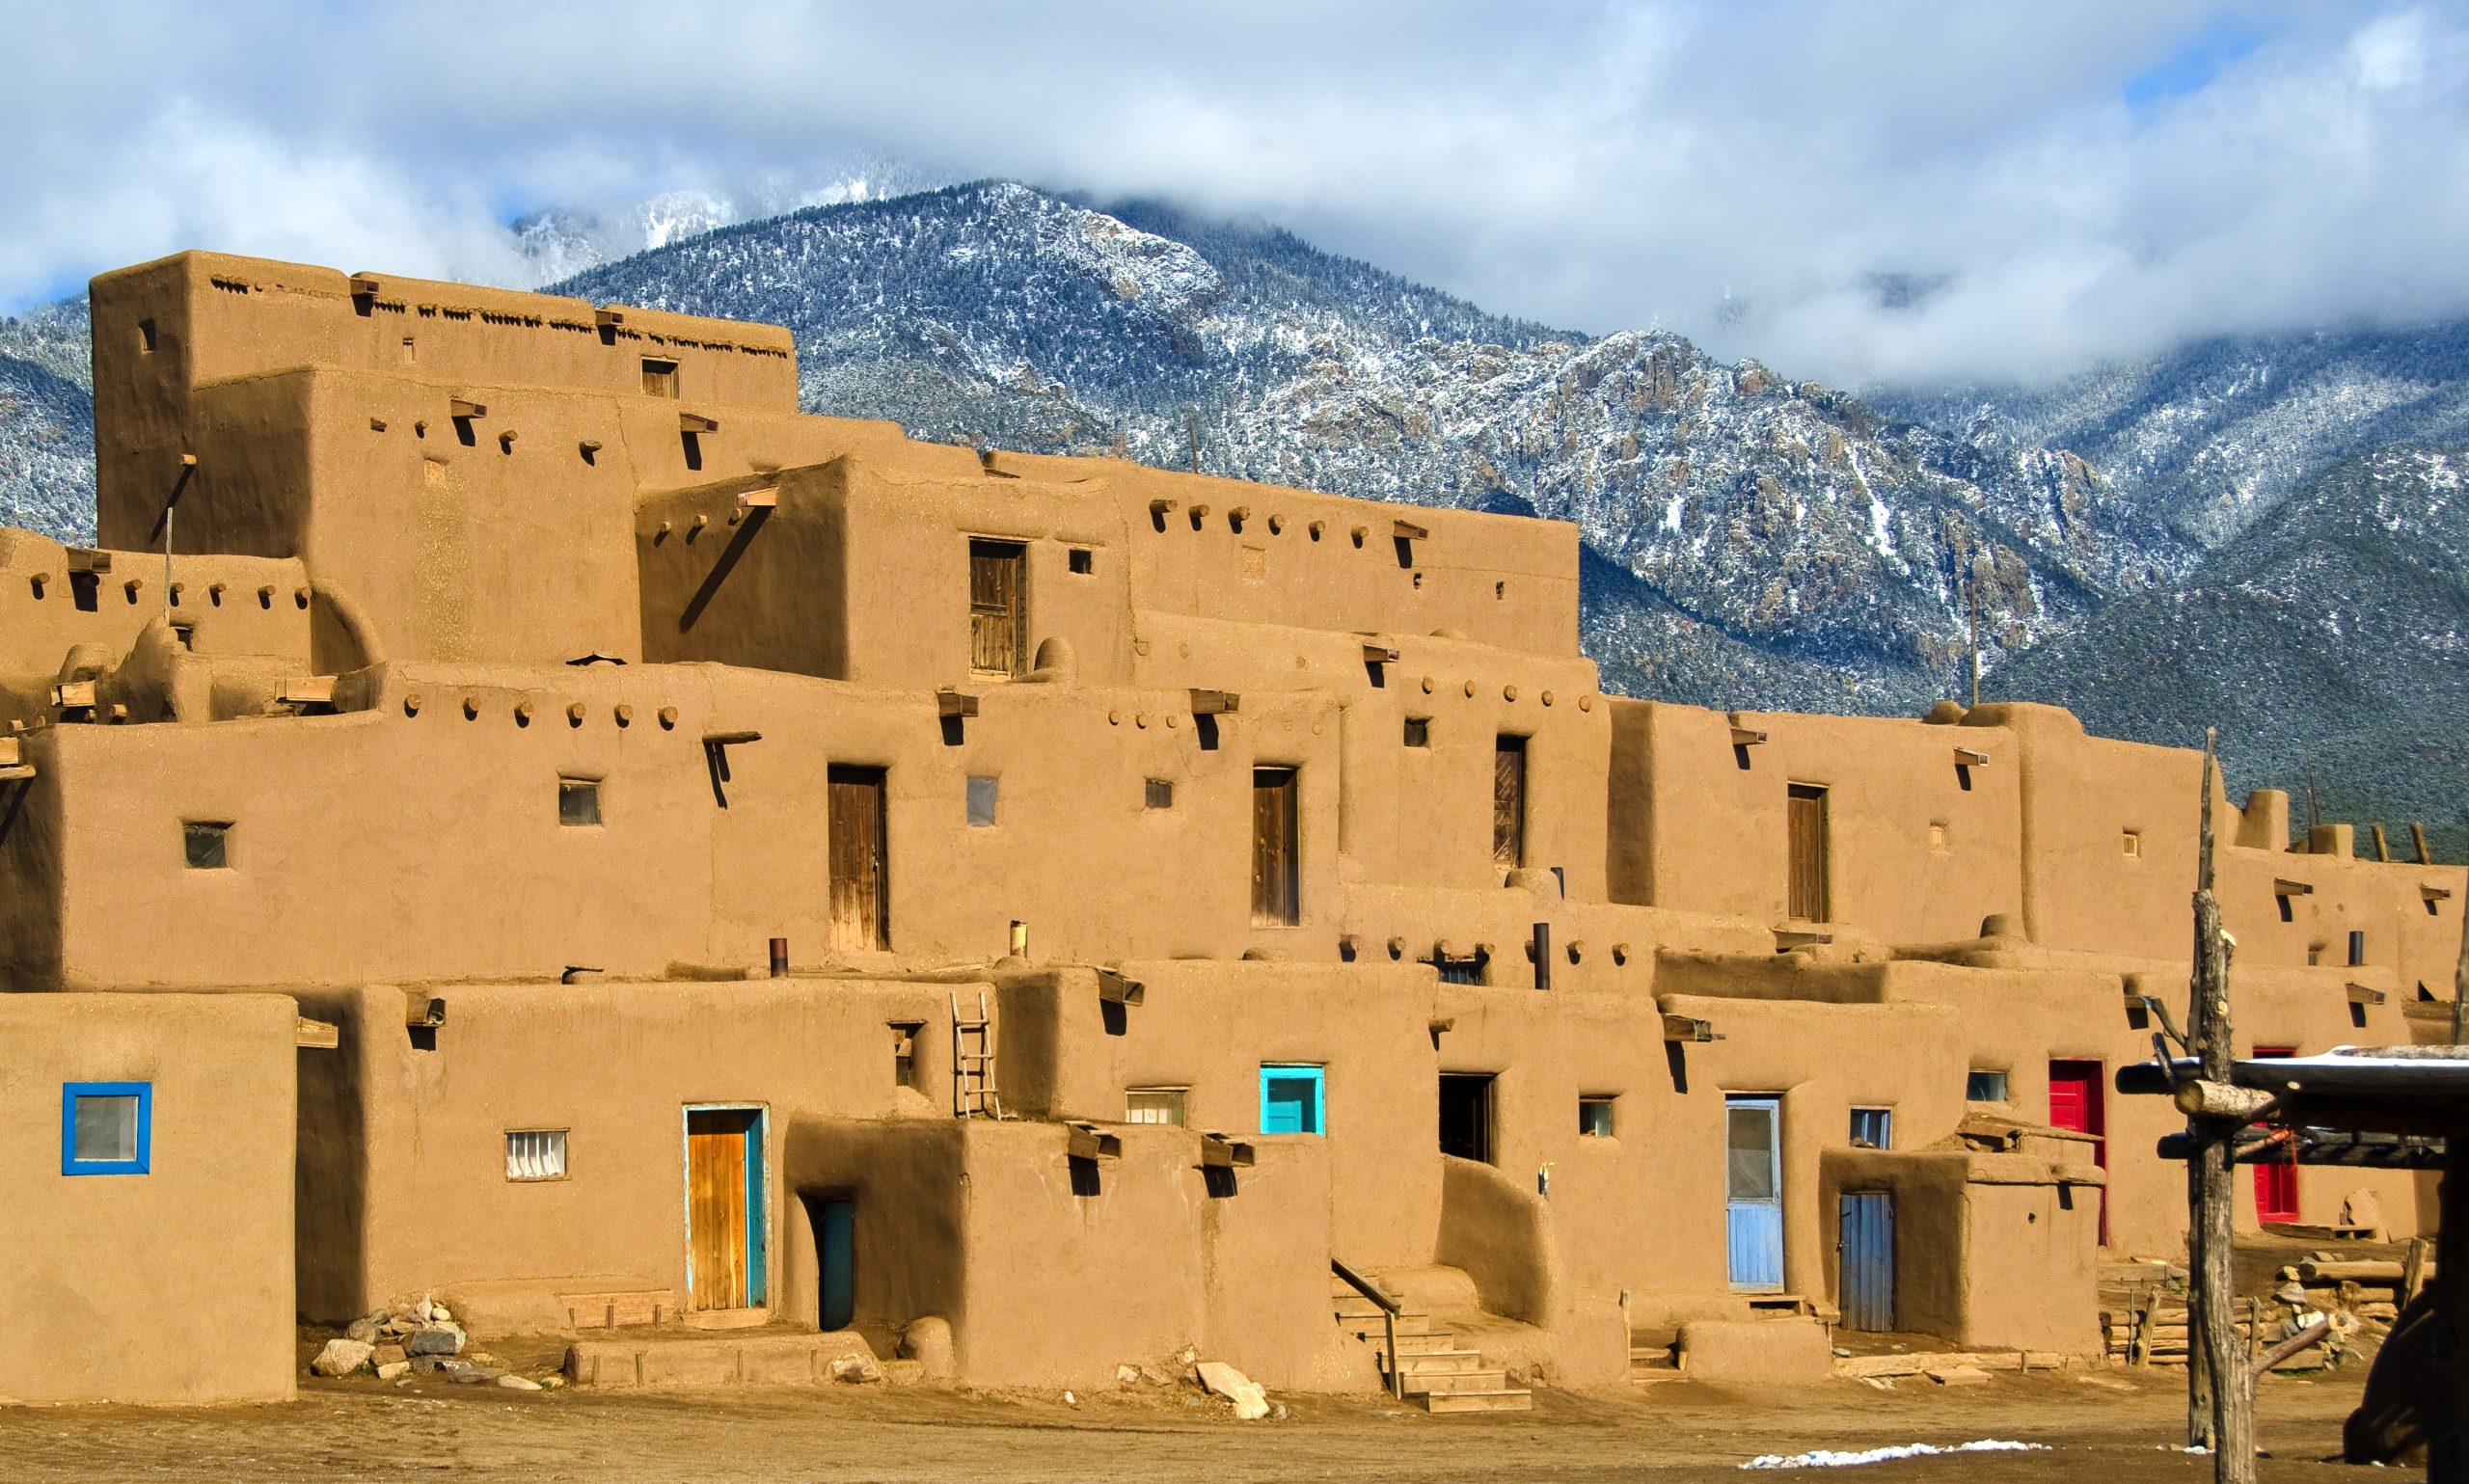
682 1102 771 1311
1785 782 1830 923
965 536 1029 679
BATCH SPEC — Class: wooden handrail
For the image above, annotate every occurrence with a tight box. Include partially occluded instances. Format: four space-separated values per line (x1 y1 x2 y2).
1331 1258 1403 1398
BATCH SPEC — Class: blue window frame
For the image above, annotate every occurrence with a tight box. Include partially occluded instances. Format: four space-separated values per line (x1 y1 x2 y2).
1850 1106 1893 1150
61 1082 151 1175
1259 1065 1325 1135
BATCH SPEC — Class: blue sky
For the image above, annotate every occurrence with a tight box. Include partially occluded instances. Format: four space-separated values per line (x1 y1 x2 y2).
5 1 2465 389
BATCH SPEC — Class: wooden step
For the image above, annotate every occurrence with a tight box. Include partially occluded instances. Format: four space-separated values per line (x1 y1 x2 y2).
1403 1366 1514 1396
1380 1349 1485 1377
1332 1297 1428 1324
1384 1329 1463 1356
1419 1387 1533 1414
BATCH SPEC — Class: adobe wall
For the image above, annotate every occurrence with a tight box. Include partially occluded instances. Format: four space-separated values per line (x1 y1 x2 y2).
290 978 962 1325
19 663 1359 986
0 992 297 1404
887 1120 1347 1391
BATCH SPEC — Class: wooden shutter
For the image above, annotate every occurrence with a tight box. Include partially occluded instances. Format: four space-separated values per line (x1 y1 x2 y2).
828 766 889 951
1492 736 1527 868
1252 768 1299 926
967 540 1026 676
1787 783 1829 922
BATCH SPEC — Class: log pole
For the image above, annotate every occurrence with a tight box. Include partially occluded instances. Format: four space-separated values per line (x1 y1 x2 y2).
2186 730 2255 1482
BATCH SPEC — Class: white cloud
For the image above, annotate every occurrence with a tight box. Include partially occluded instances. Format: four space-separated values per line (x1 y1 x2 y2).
3 0 2464 391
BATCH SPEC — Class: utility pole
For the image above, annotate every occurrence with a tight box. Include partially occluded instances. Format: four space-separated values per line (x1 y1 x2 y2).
2184 729 2254 1480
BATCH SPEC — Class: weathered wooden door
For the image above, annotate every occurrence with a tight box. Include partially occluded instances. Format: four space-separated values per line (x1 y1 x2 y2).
967 539 1026 676
1725 1095 1784 1290
1786 784 1829 922
1492 735 1527 868
2048 1059 2109 1244
828 765 888 951
687 1108 765 1311
1252 768 1299 926
1837 1191 1895 1332
2251 1046 2299 1222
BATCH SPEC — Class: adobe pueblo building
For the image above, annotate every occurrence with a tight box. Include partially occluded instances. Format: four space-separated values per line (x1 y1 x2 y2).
1 251 2458 1408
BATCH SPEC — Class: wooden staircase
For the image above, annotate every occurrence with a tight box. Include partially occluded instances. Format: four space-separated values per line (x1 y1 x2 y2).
1330 1274 1532 1414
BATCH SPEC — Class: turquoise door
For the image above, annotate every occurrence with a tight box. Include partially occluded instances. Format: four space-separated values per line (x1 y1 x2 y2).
1725 1096 1783 1290
1260 1065 1325 1134
819 1199 855 1331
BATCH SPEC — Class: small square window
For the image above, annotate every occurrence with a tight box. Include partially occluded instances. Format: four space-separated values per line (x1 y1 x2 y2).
1965 1069 2009 1103
61 1083 150 1175
558 777 602 826
890 1021 925 1088
1145 778 1174 810
1926 822 1948 851
1850 1106 1893 1149
641 358 679 397
967 775 999 826
1403 716 1430 747
1126 1087 1187 1125
171 621 195 650
2122 829 2142 858
1068 548 1095 575
1578 1094 1616 1138
504 1129 568 1181
183 821 231 870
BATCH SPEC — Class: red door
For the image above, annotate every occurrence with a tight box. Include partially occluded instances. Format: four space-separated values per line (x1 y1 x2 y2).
2252 1047 2299 1223
2048 1060 2108 1246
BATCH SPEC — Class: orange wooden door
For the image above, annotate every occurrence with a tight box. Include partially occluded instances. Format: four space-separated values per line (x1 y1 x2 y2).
687 1110 750 1309
1251 768 1299 926
1492 736 1527 868
1787 784 1830 921
2252 1047 2299 1222
828 766 888 951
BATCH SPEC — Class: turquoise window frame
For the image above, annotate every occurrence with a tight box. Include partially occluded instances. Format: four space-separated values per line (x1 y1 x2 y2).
61 1081 151 1176
1259 1064 1326 1136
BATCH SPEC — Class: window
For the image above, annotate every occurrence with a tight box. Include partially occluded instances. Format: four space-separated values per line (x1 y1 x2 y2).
2348 930 2366 967
967 539 1028 677
1927 822 1948 851
401 337 417 364
1787 783 1830 921
966 776 999 827
1403 716 1430 748
1850 1106 1893 1149
138 318 157 353
1429 949 1488 985
1260 1064 1324 1135
2122 829 2143 858
61 1083 149 1175
1126 1088 1187 1125
1068 548 1094 575
890 1022 924 1088
1965 1069 2009 1103
1493 736 1527 867
1579 1094 1617 1138
504 1129 568 1181
641 358 679 397
1145 778 1174 810
558 777 603 826
183 821 231 870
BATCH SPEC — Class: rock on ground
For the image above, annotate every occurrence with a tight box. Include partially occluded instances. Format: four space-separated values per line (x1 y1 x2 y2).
1195 1361 1271 1420
310 1339 374 1378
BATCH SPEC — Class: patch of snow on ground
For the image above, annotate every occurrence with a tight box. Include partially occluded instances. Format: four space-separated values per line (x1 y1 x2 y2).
1740 1439 2049 1471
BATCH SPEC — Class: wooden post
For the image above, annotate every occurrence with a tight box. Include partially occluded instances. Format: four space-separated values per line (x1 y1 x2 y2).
2455 874 2469 1046
2371 823 2391 862
2185 730 2255 1480
2414 822 2434 865
2436 1147 2469 1478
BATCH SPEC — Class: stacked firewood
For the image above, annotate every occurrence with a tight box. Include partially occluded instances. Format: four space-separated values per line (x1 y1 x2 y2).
2101 1240 2435 1371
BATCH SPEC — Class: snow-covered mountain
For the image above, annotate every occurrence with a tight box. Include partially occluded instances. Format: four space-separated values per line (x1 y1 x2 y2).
7 180 2467 851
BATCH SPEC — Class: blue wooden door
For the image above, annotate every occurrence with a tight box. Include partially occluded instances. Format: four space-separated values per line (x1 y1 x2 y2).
819 1199 855 1331
1260 1066 1325 1134
1838 1191 1894 1331
1725 1096 1783 1290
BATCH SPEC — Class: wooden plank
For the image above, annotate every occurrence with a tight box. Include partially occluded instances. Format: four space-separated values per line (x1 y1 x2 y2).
1189 688 1240 715
294 1016 339 1049
827 767 888 952
2371 823 2392 862
1493 736 1526 868
2412 822 2433 864
687 1113 747 1309
1787 784 1829 922
1251 769 1298 927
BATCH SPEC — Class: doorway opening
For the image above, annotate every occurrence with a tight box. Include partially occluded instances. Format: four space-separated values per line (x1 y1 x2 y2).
685 1106 767 1311
1438 1073 1496 1164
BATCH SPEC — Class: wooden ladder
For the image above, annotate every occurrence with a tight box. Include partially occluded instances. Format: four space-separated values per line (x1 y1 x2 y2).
951 990 1006 1119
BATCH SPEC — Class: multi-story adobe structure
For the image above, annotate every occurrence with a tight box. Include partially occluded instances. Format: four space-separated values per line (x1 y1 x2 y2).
1 251 2457 1407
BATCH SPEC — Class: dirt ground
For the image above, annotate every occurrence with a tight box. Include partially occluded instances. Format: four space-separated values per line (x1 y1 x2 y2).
0 1363 2383 1483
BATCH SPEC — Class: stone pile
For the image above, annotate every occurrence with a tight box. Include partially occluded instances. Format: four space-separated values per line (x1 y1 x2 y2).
307 1296 562 1390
